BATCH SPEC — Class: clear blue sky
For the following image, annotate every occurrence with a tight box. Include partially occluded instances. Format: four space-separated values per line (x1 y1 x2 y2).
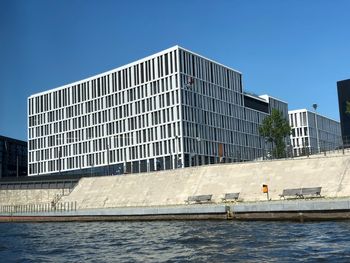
1 0 349 141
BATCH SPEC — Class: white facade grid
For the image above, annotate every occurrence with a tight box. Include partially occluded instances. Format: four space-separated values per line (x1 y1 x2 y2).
289 109 342 156
28 46 288 176
28 47 182 175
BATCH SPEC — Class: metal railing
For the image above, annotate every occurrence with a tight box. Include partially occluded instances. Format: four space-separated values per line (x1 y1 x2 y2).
288 140 347 159
0 201 77 214
0 179 79 191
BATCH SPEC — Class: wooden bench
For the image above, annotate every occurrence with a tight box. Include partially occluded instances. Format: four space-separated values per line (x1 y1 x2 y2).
186 194 212 204
279 187 322 199
299 187 322 198
222 192 240 202
279 188 302 199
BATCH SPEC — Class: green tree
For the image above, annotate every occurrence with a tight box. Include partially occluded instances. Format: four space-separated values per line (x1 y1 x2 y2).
259 109 291 159
346 101 350 115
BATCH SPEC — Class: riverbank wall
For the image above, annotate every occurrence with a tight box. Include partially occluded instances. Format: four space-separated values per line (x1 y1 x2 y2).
2 198 350 222
60 153 350 209
2 152 350 221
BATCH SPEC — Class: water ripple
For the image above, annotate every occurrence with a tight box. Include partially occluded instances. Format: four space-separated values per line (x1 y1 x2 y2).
0 221 350 262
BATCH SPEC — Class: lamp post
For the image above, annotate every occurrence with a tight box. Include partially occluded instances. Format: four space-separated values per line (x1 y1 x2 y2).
312 104 320 154
58 148 62 176
16 148 19 178
175 135 179 169
106 143 110 176
263 138 267 160
196 137 201 166
90 161 94 177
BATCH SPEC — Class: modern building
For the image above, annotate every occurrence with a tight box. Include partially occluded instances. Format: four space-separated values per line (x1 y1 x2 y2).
337 79 350 145
28 46 288 176
289 109 341 156
0 135 27 178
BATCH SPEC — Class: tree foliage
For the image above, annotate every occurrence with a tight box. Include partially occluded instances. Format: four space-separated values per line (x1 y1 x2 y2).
346 101 350 115
259 109 291 159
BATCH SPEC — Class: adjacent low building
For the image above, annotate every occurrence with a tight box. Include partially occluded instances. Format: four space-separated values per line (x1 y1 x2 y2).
289 109 341 156
28 46 288 176
0 135 27 178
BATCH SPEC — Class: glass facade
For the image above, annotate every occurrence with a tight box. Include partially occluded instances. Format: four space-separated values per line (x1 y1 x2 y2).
0 136 27 178
337 79 350 145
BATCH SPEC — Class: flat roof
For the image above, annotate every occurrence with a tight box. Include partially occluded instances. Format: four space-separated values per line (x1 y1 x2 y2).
337 79 350 84
288 109 340 123
0 135 27 144
178 46 242 75
244 92 268 103
29 45 242 98
259 94 288 105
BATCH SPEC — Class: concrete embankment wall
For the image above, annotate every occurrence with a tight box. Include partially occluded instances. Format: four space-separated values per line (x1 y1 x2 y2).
3 198 350 222
0 189 64 205
59 154 350 210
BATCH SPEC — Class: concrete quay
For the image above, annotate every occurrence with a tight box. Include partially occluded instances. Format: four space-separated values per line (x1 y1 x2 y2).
2 198 350 222
2 152 349 208
2 152 350 221
232 198 350 221
0 204 228 222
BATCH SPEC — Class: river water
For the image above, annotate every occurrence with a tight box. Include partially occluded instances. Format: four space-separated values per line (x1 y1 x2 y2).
0 221 350 262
